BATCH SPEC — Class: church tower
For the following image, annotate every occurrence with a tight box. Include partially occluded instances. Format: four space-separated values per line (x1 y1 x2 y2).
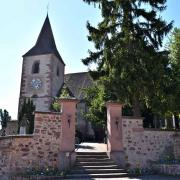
19 15 65 112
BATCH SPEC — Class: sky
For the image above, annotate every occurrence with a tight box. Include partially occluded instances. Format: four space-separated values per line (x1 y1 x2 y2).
0 0 180 120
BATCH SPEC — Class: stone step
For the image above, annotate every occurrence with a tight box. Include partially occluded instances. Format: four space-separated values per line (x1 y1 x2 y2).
71 168 126 174
74 164 119 169
76 154 108 158
76 152 106 155
69 149 129 179
75 161 115 166
65 172 130 179
76 157 111 162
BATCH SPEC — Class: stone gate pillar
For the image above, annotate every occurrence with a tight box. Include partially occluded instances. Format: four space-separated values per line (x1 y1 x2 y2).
58 98 79 170
106 102 125 167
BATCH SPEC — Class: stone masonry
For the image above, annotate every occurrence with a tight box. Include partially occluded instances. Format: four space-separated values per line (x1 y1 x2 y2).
106 102 180 169
0 99 78 176
122 117 179 168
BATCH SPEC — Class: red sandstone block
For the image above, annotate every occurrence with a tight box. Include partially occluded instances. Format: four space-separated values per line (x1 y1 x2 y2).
21 148 30 152
45 142 50 145
34 129 40 133
41 130 46 134
132 128 144 132
22 153 29 156
35 117 42 121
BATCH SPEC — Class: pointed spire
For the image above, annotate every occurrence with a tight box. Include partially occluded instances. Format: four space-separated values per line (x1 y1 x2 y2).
23 15 65 65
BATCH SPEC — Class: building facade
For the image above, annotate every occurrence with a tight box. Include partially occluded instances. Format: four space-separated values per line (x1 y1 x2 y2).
18 15 94 138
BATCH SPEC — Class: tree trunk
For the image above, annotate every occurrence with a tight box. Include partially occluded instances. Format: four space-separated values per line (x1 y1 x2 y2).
132 95 141 117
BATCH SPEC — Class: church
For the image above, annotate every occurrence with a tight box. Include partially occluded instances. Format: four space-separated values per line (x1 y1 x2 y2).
9 15 94 139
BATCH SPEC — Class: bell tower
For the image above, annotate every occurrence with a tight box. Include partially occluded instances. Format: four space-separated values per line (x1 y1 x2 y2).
19 15 65 112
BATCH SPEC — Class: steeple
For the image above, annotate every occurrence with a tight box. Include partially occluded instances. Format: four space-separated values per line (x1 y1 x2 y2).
23 15 65 65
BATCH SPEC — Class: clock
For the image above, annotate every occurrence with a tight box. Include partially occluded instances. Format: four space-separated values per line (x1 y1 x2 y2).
31 78 42 89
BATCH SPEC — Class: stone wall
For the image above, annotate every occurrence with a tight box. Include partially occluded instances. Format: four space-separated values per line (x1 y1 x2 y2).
5 121 18 135
0 112 62 176
106 103 180 170
122 117 180 168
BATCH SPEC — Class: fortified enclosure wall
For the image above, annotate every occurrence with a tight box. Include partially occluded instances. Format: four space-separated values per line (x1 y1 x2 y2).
0 98 78 177
122 117 180 168
0 113 62 176
106 102 180 169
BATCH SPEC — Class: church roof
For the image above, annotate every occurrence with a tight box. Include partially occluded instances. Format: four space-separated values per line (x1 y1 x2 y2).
64 72 93 100
23 15 65 65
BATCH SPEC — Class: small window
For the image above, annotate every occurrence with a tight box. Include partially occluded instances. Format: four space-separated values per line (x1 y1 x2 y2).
57 67 59 76
32 61 40 74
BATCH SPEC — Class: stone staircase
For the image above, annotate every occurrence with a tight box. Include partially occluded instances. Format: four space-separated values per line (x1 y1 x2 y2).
65 152 130 179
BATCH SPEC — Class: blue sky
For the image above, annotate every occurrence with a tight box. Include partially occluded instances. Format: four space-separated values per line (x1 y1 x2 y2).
0 0 179 119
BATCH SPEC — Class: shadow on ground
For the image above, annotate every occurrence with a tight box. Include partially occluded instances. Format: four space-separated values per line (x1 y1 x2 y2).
75 144 95 150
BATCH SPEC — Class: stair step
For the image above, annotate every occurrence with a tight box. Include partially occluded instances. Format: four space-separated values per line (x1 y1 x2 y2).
71 168 126 174
76 161 115 166
76 158 111 162
74 164 119 169
76 154 108 158
76 152 106 155
68 147 129 179
65 172 130 179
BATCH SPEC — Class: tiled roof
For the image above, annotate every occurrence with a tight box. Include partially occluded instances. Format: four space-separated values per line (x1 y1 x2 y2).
64 72 93 100
23 15 65 65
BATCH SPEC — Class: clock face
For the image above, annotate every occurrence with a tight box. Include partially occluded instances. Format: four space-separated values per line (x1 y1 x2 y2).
31 78 42 89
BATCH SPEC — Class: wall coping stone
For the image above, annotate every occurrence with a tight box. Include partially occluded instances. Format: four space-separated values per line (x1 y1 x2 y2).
122 116 144 120
144 128 180 132
0 135 33 140
106 101 123 107
58 98 79 103
35 111 62 115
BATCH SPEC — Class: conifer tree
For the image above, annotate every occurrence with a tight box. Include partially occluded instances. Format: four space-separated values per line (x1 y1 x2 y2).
83 0 173 116
18 99 35 134
0 109 11 129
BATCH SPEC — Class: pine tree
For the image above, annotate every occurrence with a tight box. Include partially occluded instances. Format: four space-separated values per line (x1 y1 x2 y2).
0 109 11 129
82 0 173 116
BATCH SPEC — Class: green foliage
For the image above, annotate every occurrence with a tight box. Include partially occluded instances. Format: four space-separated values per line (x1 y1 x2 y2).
59 85 73 98
51 85 73 112
84 84 106 128
18 99 35 134
82 0 173 118
166 28 180 115
0 109 11 129
15 167 67 178
51 99 61 112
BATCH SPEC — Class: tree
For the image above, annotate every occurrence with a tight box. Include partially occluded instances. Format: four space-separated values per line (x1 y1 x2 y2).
83 83 111 141
82 0 173 117
18 99 35 134
0 109 11 129
165 27 180 128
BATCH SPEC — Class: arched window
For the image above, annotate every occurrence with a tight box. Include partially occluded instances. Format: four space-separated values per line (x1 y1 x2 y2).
57 67 59 76
32 61 40 74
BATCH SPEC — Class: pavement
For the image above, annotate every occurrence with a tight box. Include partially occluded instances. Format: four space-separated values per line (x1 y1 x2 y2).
94 176 180 179
69 175 180 180
75 142 107 152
